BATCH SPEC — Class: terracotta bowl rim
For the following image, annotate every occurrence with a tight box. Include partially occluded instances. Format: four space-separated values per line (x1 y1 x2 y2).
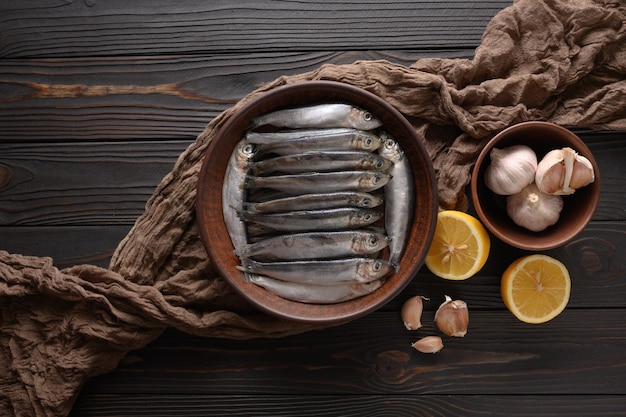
196 80 438 324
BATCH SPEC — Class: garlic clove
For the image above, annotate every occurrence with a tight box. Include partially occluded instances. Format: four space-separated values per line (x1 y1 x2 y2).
506 183 564 232
401 296 428 330
484 145 538 195
569 151 595 189
411 336 444 353
434 295 469 337
535 147 594 195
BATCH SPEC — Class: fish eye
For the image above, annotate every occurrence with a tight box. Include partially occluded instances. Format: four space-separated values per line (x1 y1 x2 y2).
362 197 372 207
364 214 373 221
385 138 395 148
375 160 384 168
373 260 381 271
243 144 255 154
364 138 373 146
368 236 378 245
363 111 373 121
373 174 382 183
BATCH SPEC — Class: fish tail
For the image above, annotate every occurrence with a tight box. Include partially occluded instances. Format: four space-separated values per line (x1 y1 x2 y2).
233 243 249 258
242 175 260 190
241 201 256 213
237 258 254 272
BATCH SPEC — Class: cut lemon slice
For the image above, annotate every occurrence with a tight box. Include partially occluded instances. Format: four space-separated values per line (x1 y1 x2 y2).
501 254 571 324
425 210 490 280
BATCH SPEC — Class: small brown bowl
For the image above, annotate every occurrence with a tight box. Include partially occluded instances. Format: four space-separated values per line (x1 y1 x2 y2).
471 121 600 251
196 81 438 324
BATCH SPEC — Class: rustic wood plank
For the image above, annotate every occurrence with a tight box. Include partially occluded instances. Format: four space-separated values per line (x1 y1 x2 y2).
0 132 622 226
0 1 511 58
0 225 130 269
402 221 626 310
1 222 624 306
0 140 190 225
0 50 471 141
69 394 626 417
76 309 626 396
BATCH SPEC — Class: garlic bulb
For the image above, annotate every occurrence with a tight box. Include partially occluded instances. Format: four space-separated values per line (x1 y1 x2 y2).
506 183 564 232
535 147 595 195
484 145 538 195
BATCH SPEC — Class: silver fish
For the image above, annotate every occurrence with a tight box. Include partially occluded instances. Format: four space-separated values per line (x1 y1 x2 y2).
243 191 384 214
246 274 384 304
238 207 382 233
247 129 383 155
378 134 415 267
249 150 392 175
250 103 383 130
222 140 256 253
246 128 356 144
238 257 394 285
235 230 389 261
244 171 390 194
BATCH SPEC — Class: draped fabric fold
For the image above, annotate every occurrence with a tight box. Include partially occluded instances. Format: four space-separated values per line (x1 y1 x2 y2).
1 0 625 415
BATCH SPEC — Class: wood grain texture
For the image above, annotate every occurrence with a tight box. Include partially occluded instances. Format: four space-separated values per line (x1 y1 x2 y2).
0 0 511 58
76 310 626 396
69 394 626 417
0 140 190 225
1 221 623 304
0 132 622 226
1 0 624 415
0 226 131 269
0 51 471 141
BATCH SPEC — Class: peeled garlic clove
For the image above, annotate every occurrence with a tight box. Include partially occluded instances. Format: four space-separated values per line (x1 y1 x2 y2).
506 183 564 232
434 295 469 337
484 145 538 195
411 336 444 354
401 296 428 330
535 147 595 195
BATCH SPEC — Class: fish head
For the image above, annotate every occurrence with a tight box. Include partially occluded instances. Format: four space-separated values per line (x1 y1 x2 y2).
354 193 384 208
234 141 257 168
349 107 383 130
352 209 383 227
352 233 389 253
361 171 391 191
379 134 402 162
357 259 394 281
355 131 384 152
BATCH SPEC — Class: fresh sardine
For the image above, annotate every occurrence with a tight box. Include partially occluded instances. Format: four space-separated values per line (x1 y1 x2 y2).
222 140 256 253
378 134 415 267
244 171 390 194
246 274 384 304
246 128 356 144
247 128 383 155
238 207 382 233
249 150 392 175
235 230 389 261
239 257 394 285
243 191 383 214
250 103 382 130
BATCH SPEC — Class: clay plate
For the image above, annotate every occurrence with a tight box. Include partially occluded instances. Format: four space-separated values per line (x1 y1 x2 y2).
197 81 438 324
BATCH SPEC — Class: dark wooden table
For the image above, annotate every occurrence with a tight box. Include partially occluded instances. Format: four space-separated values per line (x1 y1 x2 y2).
1 1 625 416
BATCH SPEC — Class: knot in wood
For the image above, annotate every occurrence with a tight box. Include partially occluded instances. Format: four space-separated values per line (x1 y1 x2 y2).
0 165 11 189
374 350 410 382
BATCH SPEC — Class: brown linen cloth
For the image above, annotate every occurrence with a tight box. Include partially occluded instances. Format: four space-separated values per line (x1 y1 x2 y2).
1 0 625 415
